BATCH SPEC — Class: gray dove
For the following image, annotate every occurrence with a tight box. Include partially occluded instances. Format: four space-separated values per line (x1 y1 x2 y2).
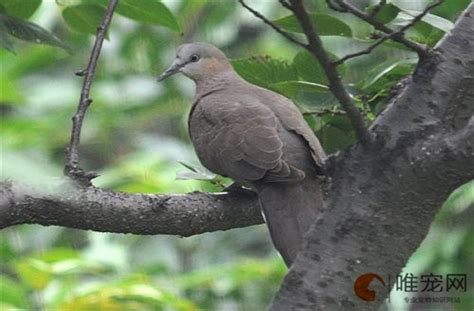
158 42 326 267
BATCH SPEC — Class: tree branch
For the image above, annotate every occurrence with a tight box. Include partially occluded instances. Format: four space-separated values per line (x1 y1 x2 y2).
238 0 374 145
332 0 443 58
237 0 307 49
64 0 119 186
287 0 373 146
0 182 262 236
271 4 474 309
334 0 444 65
333 37 386 65
367 0 387 18
302 107 346 117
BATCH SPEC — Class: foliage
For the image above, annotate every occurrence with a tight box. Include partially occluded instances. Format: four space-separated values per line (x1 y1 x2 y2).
0 0 472 310
273 13 352 36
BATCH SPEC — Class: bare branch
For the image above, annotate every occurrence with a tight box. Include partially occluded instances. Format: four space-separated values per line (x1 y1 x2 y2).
368 0 387 18
64 0 119 186
333 0 443 58
303 107 346 117
278 0 293 11
287 0 373 146
334 0 444 65
325 0 347 12
237 0 308 49
333 36 387 65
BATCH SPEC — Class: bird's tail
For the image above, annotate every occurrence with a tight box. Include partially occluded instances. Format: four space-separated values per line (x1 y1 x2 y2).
256 175 322 267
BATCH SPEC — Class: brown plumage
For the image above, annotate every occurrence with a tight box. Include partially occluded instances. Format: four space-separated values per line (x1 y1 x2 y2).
159 42 326 266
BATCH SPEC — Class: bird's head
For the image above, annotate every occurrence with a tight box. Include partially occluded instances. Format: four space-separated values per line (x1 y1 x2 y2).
158 42 232 82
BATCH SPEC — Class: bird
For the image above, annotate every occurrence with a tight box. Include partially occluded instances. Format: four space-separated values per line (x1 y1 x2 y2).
158 42 326 267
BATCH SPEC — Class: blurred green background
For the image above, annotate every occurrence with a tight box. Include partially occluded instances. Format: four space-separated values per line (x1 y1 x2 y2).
0 0 472 310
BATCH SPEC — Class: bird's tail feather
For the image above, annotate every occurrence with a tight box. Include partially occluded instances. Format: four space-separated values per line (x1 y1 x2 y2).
256 176 322 267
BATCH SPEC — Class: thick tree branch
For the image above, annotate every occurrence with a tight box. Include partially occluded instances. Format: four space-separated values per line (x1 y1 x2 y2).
271 5 474 310
287 0 372 146
65 0 118 185
0 182 262 236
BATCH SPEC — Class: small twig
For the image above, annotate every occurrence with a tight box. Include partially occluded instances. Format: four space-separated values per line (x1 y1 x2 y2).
334 0 443 65
368 0 387 18
64 0 119 186
75 69 88 77
238 0 374 145
334 35 387 65
333 0 443 58
325 0 347 12
278 0 293 10
237 0 308 49
287 0 373 146
303 107 346 117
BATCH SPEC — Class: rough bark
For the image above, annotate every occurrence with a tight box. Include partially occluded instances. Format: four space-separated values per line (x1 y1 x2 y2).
270 5 474 310
0 4 472 311
0 182 262 237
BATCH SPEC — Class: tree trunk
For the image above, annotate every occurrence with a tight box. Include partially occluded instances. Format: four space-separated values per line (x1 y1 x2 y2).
270 5 474 310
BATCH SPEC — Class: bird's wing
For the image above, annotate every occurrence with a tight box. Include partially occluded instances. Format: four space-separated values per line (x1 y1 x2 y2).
197 96 304 183
272 95 326 168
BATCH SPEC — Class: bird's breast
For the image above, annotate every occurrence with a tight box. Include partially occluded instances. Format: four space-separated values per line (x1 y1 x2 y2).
188 102 225 175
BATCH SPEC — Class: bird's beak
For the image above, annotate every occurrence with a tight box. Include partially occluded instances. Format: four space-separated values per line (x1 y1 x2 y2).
157 59 182 82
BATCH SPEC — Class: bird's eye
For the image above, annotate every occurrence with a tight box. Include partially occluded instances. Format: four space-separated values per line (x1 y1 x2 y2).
190 54 200 62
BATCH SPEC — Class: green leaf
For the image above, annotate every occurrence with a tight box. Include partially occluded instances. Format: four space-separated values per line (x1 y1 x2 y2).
35 247 80 263
14 258 52 290
176 161 226 188
0 0 42 18
0 75 22 102
418 12 454 32
431 0 471 20
273 13 352 37
58 0 180 32
0 12 68 50
318 117 355 153
360 59 401 89
0 27 14 51
293 50 327 84
293 50 346 85
113 0 180 32
271 81 328 98
368 3 400 24
395 10 454 32
176 168 216 182
110 284 196 310
231 56 298 89
0 276 30 308
55 0 82 6
62 4 106 35
358 57 416 90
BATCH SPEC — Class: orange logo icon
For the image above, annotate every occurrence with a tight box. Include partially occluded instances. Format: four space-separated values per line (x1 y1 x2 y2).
354 273 386 301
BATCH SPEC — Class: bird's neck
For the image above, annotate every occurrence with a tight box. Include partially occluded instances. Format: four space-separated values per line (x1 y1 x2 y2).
194 70 242 98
